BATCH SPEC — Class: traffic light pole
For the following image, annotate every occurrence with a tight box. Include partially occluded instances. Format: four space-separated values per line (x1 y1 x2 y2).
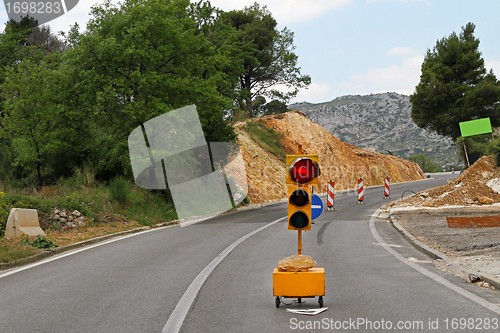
298 230 302 255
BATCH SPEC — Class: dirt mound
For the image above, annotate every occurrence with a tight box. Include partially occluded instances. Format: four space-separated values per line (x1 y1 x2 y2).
235 111 425 204
393 155 500 208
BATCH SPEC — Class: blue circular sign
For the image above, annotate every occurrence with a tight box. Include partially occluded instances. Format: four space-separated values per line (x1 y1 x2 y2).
311 194 323 220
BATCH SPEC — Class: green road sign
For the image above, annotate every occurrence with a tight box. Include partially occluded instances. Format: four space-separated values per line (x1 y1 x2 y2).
459 118 492 137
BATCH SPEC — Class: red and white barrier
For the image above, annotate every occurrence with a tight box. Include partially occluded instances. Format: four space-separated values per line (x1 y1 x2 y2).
384 177 390 199
357 179 364 204
327 181 335 211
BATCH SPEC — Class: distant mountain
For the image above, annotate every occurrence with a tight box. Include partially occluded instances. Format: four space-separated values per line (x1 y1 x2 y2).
290 92 459 168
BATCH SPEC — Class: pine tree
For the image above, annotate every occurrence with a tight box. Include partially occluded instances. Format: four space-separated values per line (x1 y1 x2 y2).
410 22 500 141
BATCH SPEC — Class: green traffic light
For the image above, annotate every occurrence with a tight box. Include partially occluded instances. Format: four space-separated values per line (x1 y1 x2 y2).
289 211 309 229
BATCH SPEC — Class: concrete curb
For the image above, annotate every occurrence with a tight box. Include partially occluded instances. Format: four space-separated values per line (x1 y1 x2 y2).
389 215 446 261
388 213 500 291
0 200 283 271
0 220 179 271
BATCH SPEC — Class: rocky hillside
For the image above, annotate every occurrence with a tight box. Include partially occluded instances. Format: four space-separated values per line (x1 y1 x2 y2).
235 111 425 204
290 93 459 169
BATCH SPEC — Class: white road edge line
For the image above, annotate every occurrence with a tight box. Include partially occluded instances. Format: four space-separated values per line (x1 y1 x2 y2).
369 208 500 316
162 216 287 333
0 225 172 279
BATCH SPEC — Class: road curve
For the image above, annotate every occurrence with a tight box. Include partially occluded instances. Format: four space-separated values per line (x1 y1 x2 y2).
2 174 500 332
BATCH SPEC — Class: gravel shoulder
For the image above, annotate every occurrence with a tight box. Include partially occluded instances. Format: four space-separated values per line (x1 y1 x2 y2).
381 156 500 289
387 205 500 290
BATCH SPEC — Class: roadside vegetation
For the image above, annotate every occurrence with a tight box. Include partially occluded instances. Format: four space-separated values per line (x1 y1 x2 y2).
0 1 306 264
0 172 177 263
407 154 443 173
246 120 286 161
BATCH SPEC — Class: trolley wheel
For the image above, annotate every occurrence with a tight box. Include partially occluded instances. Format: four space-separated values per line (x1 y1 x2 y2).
318 296 324 307
275 296 280 308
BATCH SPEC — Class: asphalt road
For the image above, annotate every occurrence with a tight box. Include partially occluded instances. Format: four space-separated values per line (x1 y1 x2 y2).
2 174 500 332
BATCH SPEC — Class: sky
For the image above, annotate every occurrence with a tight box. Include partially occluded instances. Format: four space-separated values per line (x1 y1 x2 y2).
1 0 499 104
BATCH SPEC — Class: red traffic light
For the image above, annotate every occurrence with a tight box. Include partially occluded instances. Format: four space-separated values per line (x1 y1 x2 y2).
289 157 320 184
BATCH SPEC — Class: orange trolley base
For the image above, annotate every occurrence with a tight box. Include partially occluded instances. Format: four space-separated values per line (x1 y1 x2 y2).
273 267 325 308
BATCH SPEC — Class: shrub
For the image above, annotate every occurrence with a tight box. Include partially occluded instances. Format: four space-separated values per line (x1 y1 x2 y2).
21 235 57 249
109 177 129 204
246 120 286 161
487 138 500 167
407 153 443 173
0 192 8 236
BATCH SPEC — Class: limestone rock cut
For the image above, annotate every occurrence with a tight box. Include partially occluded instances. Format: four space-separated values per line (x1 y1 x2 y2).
277 254 317 272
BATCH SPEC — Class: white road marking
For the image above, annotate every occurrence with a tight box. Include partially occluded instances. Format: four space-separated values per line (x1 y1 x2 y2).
162 216 287 333
369 208 500 315
373 243 403 248
0 226 172 279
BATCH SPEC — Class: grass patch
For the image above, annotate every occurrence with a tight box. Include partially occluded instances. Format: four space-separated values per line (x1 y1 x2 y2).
43 219 145 247
246 120 286 161
0 238 40 263
0 178 178 263
109 177 129 204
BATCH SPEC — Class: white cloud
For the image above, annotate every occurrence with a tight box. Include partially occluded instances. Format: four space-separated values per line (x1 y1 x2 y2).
339 55 424 96
365 0 430 3
485 59 500 78
388 47 414 57
290 82 334 104
47 2 95 33
209 0 353 24
1 0 350 32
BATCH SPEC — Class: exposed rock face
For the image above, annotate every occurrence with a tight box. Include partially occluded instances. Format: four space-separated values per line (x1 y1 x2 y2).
291 93 458 168
235 111 425 204
277 254 317 272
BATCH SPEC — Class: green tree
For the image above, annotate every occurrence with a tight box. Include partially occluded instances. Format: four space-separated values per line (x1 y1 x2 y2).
1 45 92 184
487 137 500 166
221 3 310 117
410 23 500 141
252 95 267 114
0 17 64 132
261 99 288 115
69 0 240 178
0 18 36 122
407 153 442 173
1 51 61 183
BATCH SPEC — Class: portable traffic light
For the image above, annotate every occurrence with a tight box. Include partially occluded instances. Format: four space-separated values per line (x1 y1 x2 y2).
286 155 320 186
286 154 320 231
288 186 312 231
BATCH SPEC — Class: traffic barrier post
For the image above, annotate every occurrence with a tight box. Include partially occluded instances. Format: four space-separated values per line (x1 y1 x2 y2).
327 181 335 211
384 177 390 199
357 179 364 204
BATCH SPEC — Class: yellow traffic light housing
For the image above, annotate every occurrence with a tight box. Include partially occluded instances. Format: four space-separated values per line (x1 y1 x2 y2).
275 148 325 309
286 155 320 187
287 186 312 231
